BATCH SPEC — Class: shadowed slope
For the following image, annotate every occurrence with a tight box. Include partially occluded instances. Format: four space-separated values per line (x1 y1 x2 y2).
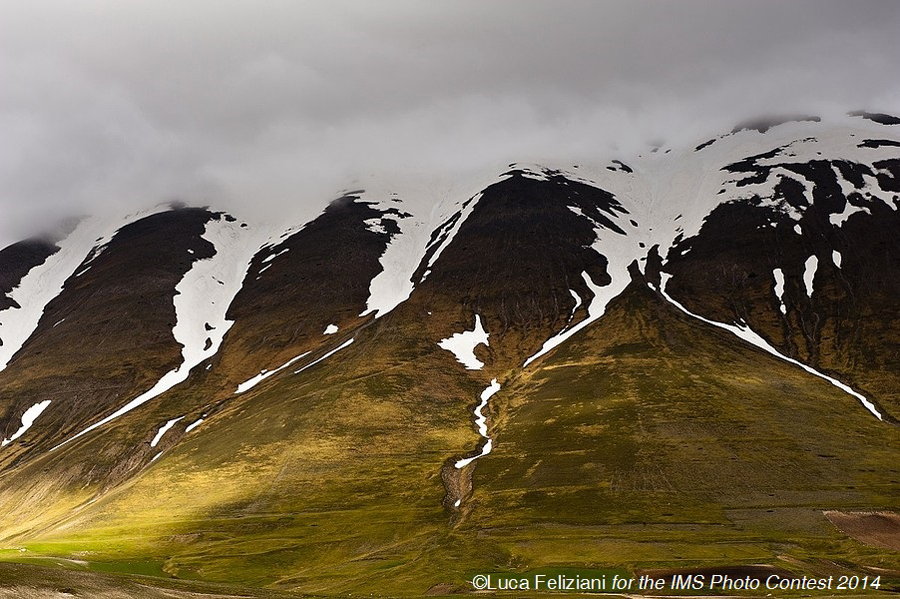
0 208 215 463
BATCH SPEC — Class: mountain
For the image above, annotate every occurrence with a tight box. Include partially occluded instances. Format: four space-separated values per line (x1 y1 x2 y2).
0 113 898 597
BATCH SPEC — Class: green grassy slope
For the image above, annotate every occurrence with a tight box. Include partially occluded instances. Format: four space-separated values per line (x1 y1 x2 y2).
465 280 900 577
0 561 306 598
1 278 898 596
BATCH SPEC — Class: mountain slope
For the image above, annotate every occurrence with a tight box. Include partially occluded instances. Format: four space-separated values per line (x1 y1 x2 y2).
466 276 900 575
0 208 216 460
0 113 897 597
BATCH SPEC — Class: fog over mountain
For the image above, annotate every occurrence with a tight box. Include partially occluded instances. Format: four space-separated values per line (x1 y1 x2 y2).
1 0 899 246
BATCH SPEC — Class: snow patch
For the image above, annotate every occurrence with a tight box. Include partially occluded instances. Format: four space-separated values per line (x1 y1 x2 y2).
829 203 870 226
169 217 249 370
803 255 818 297
358 209 418 318
772 268 787 315
1 400 51 447
568 289 582 321
324 324 339 335
235 351 311 394
355 168 525 320
438 314 489 370
150 417 183 448
363 218 387 235
568 205 586 218
261 248 289 263
832 250 842 269
455 379 501 468
184 418 205 433
832 164 859 197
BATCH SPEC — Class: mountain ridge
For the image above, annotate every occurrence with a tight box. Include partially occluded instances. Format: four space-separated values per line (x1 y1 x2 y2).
0 112 897 596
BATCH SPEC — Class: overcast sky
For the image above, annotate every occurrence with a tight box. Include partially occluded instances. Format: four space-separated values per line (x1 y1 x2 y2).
1 0 899 243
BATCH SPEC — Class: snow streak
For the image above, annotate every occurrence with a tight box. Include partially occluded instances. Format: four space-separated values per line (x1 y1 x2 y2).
150 417 183 448
455 379 502 468
294 339 355 374
658 274 881 420
1 400 51 447
236 351 311 394
53 214 260 450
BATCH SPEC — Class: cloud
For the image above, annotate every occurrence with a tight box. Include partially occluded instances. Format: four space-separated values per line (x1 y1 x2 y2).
1 0 898 244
